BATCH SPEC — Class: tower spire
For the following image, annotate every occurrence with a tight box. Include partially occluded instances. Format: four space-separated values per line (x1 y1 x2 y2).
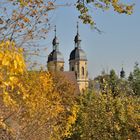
54 25 56 37
74 22 81 47
52 25 59 50
77 21 79 35
47 25 64 71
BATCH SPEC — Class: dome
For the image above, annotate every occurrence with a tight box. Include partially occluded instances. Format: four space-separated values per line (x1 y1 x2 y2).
48 50 64 62
69 47 87 61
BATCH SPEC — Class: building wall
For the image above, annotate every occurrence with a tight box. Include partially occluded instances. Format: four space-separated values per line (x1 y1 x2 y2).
69 60 89 92
47 61 64 72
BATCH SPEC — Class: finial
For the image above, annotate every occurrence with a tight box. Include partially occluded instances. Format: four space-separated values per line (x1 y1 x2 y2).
52 25 59 47
121 62 124 68
77 21 79 34
74 21 81 47
54 25 56 37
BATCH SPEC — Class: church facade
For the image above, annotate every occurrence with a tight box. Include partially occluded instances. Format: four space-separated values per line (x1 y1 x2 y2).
47 24 89 92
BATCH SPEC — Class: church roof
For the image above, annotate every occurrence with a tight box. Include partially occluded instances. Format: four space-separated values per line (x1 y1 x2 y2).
48 50 64 62
69 47 87 61
55 71 80 95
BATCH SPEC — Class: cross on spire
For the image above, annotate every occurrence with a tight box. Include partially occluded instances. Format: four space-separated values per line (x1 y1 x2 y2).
77 21 79 35
52 25 59 48
54 25 56 37
74 21 81 47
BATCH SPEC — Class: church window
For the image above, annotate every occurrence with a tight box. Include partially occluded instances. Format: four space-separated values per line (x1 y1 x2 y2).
75 72 77 79
72 67 74 71
82 67 84 76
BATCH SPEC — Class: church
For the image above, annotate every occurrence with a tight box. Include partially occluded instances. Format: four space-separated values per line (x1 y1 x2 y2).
47 23 89 92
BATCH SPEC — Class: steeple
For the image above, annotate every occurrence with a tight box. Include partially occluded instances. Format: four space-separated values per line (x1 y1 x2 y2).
69 22 89 92
70 22 87 61
74 22 81 48
76 21 79 35
47 25 64 71
52 25 59 50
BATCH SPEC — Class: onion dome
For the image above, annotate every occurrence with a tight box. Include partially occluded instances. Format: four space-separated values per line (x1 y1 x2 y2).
69 47 87 61
120 67 125 78
69 22 87 61
48 26 64 63
48 50 64 62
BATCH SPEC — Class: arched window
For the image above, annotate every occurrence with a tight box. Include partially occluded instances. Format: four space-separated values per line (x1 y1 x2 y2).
82 67 84 76
72 67 74 71
75 72 77 79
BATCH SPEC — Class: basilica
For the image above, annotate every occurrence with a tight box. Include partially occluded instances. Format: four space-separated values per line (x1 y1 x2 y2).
47 23 89 92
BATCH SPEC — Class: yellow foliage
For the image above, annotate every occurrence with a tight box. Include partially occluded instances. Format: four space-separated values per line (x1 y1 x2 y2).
0 40 78 139
23 17 30 23
0 40 26 107
0 40 26 75
64 105 79 137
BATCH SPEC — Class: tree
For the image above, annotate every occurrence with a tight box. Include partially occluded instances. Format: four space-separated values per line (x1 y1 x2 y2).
0 0 135 67
0 0 134 46
0 0 56 48
109 69 118 95
128 63 140 96
0 0 137 139
0 41 79 140
94 70 133 97
69 90 140 140
76 0 134 25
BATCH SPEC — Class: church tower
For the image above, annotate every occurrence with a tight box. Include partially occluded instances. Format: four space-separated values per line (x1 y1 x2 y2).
47 26 64 71
69 22 89 92
120 67 125 79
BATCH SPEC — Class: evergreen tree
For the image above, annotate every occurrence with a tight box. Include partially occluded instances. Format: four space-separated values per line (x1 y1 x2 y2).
129 63 140 96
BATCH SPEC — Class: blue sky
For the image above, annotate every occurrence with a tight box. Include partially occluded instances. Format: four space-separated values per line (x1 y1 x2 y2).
39 0 140 78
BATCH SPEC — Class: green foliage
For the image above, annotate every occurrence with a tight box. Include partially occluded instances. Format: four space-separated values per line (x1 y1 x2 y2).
69 90 140 140
94 69 132 97
109 69 118 95
128 63 140 96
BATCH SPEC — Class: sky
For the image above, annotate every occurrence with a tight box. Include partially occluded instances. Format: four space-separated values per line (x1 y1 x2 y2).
39 0 140 78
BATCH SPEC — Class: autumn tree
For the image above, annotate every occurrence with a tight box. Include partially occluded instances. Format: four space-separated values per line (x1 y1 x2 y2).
69 90 140 140
0 41 79 140
0 0 135 67
0 0 55 45
0 0 137 139
76 0 134 26
0 0 134 45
